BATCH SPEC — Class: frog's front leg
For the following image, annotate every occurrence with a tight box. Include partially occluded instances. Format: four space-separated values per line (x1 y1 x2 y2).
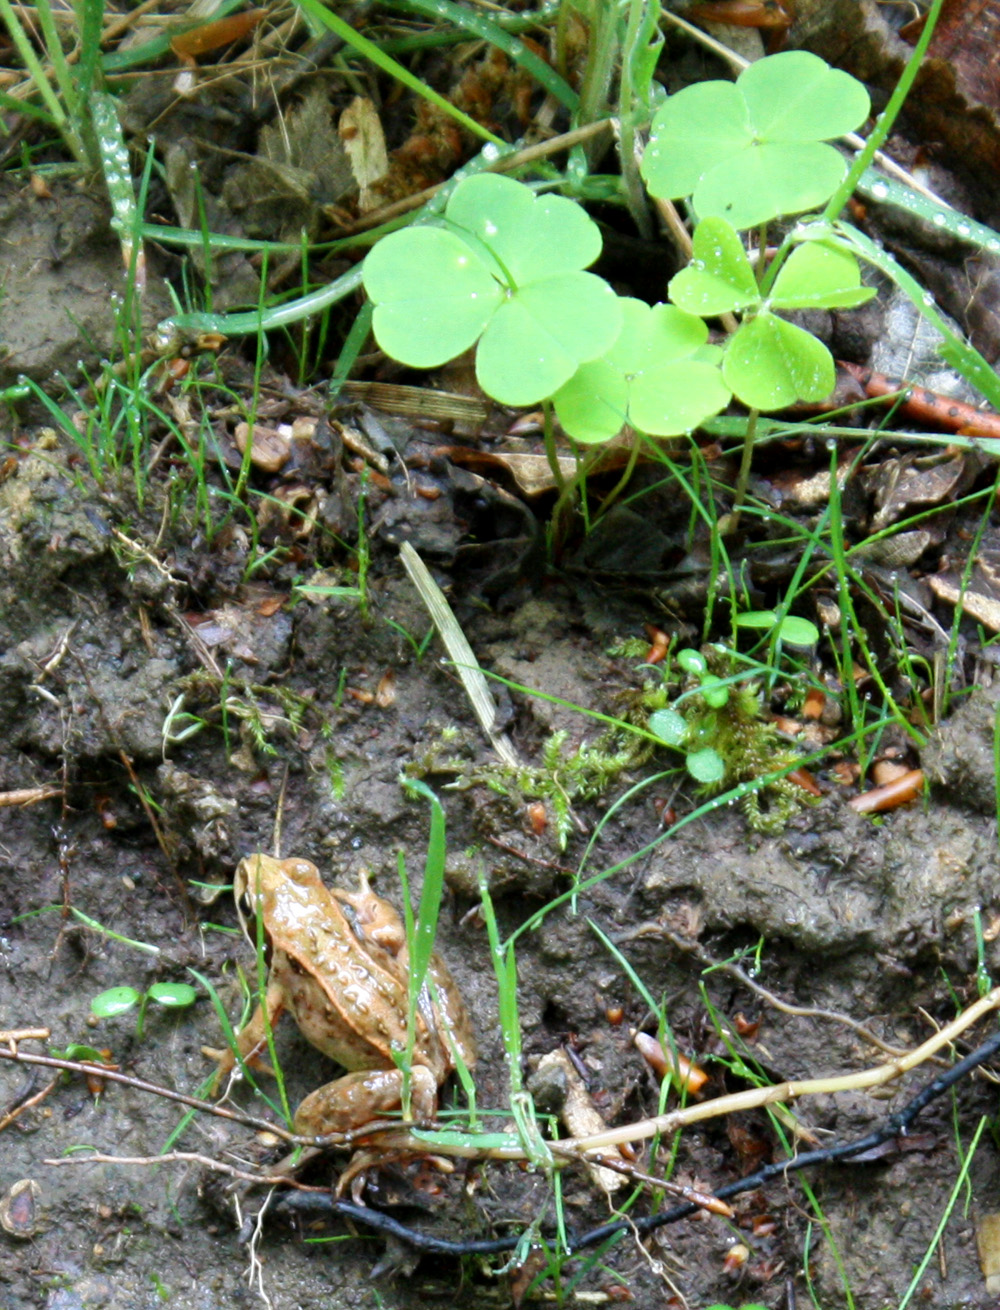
207 976 286 1094
292 1065 438 1135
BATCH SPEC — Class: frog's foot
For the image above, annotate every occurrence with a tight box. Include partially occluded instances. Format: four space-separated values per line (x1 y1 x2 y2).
292 1065 438 1137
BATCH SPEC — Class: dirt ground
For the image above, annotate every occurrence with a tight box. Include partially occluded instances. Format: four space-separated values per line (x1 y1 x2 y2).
3 20 1000 1297
2 409 1000 1310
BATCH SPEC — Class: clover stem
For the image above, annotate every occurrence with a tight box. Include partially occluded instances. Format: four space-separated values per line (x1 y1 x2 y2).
596 429 643 519
728 406 760 530
755 222 769 285
541 399 566 495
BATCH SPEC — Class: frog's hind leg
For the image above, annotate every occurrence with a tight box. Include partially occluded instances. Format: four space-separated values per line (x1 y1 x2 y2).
292 1065 438 1136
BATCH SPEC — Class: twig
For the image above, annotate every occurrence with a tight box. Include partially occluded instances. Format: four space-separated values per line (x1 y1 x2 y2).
657 927 912 1058
43 1150 323 1191
560 985 1000 1154
0 787 62 808
0 1073 60 1133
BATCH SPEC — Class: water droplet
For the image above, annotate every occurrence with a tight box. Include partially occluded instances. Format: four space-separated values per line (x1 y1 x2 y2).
481 143 500 162
933 213 946 227
484 219 498 236
957 222 971 237
921 291 935 306
988 239 1000 252
870 182 888 200
457 256 467 266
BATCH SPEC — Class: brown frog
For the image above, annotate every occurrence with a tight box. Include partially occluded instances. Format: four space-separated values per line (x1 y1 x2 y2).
211 854 476 1135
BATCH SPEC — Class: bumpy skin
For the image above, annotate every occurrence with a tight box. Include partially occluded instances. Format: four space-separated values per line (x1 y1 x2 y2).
211 855 476 1135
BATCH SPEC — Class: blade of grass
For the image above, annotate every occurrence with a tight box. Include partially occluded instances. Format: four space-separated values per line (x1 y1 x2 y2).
821 0 945 224
294 0 505 146
386 0 577 111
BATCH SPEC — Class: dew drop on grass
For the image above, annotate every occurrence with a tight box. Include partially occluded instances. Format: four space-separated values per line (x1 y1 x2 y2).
957 222 971 236
989 239 1000 252
484 219 498 236
870 182 888 200
922 291 935 306
482 143 501 162
933 213 946 227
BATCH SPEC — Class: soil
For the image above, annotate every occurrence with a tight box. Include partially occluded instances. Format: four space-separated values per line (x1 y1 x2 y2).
3 26 1000 1310
2 399 1000 1310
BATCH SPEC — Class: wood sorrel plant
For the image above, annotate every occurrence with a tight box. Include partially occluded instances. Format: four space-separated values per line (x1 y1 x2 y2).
362 51 874 444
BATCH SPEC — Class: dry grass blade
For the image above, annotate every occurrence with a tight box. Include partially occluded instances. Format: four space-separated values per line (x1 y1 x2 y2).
399 541 520 767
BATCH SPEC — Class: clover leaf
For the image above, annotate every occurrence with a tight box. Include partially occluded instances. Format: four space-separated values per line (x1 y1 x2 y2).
552 298 731 443
362 173 622 406
641 51 871 229
669 217 875 410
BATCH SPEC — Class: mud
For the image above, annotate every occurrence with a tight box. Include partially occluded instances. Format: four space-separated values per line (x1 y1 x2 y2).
0 421 999 1310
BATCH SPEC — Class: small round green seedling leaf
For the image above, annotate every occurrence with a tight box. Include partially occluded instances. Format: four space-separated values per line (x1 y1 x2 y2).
700 676 730 708
734 610 776 631
475 272 622 406
676 647 708 676
147 982 198 1009
552 298 731 442
769 242 876 311
91 986 141 1018
649 708 689 746
363 226 501 367
686 747 726 784
776 615 820 647
668 218 760 317
723 312 835 410
59 1043 108 1062
642 50 870 228
444 172 602 285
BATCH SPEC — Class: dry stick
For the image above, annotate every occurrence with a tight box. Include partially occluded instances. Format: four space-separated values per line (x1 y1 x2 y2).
17 987 1000 1167
42 1150 326 1191
0 1074 61 1133
339 119 614 234
0 787 62 807
657 927 912 1058
560 984 1000 1154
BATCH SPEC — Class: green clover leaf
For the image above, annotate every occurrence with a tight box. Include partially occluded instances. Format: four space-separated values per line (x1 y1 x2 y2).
668 217 759 317
641 50 870 228
364 226 502 367
723 313 835 410
768 241 876 311
552 298 731 443
362 173 622 406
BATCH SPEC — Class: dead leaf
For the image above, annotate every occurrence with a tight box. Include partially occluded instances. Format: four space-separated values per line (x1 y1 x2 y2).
338 97 389 212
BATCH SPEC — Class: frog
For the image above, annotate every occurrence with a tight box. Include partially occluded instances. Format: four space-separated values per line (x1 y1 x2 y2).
210 854 476 1136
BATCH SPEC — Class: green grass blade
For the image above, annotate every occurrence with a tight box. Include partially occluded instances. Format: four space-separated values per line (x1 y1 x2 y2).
821 0 944 222
0 0 84 157
293 0 505 146
832 220 1000 411
387 0 578 111
858 168 1000 254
